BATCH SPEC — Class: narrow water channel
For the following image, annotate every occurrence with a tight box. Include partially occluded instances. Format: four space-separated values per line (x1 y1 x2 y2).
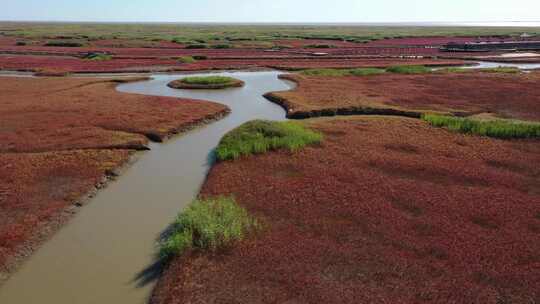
0 71 293 304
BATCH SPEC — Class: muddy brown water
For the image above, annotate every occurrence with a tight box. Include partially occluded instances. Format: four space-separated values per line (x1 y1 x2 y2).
0 71 293 303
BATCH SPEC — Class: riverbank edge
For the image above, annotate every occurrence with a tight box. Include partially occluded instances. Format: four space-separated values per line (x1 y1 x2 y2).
0 81 231 287
263 74 474 119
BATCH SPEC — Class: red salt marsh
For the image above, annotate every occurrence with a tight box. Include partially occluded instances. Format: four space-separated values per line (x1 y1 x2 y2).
0 34 492 73
0 54 466 73
266 71 540 120
152 116 540 304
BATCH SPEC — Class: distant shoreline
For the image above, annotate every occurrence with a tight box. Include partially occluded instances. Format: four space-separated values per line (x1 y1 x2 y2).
0 21 539 27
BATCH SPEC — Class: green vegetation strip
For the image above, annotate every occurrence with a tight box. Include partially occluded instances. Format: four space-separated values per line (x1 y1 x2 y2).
386 65 432 74
159 196 259 259
437 67 521 74
216 120 323 160
301 65 523 77
4 23 539 43
477 67 521 74
44 41 84 47
422 114 540 139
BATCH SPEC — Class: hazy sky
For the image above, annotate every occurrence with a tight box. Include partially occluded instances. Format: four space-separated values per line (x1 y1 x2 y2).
1 0 539 23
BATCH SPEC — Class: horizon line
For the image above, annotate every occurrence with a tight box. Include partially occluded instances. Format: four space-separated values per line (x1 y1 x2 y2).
0 20 539 25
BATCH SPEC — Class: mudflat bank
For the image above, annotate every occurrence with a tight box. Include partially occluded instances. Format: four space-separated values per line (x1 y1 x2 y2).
265 71 540 120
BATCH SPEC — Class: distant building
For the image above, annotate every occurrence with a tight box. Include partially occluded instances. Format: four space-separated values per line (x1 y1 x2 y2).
441 41 540 52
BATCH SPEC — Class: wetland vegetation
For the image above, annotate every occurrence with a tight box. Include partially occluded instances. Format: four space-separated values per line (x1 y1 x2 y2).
437 66 522 74
1 19 540 304
422 114 540 138
167 76 245 89
2 22 539 45
386 65 432 74
159 196 259 259
215 120 323 160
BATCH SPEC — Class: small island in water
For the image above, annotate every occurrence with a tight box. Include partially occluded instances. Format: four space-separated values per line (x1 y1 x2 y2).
168 76 245 89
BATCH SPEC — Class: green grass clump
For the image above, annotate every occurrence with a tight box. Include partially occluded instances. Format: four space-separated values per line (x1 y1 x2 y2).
44 41 83 47
301 68 385 77
83 53 112 61
387 65 432 74
216 120 323 161
178 56 196 63
211 44 232 49
192 55 208 60
181 76 237 85
422 114 540 139
349 68 386 76
159 196 259 259
306 44 335 48
185 43 208 49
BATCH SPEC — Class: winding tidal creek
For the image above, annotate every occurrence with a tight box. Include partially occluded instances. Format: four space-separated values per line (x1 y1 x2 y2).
0 71 293 303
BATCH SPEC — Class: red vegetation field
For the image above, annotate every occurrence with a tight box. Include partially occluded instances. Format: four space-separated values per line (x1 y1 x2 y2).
273 39 364 48
0 77 228 150
266 71 540 120
0 35 490 73
0 54 180 73
3 34 538 75
0 53 466 74
259 58 466 70
0 150 130 273
0 76 228 276
152 116 540 304
363 36 531 46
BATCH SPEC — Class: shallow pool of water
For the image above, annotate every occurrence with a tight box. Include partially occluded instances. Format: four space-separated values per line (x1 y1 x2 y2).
467 61 540 70
0 71 293 304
